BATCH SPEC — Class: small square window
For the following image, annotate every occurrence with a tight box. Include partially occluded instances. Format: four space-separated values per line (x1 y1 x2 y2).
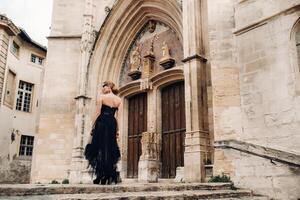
11 41 20 57
38 58 43 65
31 54 36 63
31 54 44 65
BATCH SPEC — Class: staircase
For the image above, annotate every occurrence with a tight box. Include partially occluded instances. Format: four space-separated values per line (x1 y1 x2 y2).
0 182 269 200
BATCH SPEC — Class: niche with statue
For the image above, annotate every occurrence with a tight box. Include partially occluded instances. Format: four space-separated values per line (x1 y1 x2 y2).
119 20 183 86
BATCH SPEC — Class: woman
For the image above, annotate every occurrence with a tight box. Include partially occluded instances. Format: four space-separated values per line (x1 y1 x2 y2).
84 81 122 185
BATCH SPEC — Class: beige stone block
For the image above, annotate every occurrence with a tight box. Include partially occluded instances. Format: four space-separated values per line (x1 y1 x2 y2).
244 58 268 73
213 95 241 107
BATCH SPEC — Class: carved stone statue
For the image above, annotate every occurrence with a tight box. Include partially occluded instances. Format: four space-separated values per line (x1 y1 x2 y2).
159 41 175 69
146 34 159 56
140 132 159 160
161 41 171 59
130 46 141 71
148 20 156 33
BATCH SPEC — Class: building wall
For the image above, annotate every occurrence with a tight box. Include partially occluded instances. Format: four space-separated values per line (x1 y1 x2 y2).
30 0 84 183
236 0 300 152
0 29 11 170
0 28 46 183
211 0 300 199
0 29 9 106
30 0 120 183
30 0 300 198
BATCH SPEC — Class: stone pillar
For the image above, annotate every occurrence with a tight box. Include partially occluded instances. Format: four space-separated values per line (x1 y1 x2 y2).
138 131 160 182
182 0 209 182
69 0 96 183
138 88 160 182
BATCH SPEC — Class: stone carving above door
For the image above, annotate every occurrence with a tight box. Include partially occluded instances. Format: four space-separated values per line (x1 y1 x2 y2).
159 41 175 69
120 20 183 87
128 46 142 80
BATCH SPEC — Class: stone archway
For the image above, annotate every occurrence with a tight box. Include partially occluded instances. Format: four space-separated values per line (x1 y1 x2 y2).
88 0 182 97
85 0 211 183
87 0 183 181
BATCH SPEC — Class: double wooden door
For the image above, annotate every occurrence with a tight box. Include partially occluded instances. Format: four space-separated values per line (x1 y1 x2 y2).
161 81 186 178
127 92 147 178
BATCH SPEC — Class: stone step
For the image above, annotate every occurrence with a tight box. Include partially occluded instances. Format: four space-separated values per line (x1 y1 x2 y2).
0 189 254 200
0 182 233 196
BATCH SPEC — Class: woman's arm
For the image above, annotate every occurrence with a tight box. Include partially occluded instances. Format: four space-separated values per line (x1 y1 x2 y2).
116 101 123 137
91 96 103 131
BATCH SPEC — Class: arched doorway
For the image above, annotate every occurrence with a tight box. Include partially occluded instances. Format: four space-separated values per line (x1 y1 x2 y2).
88 0 184 181
161 81 185 178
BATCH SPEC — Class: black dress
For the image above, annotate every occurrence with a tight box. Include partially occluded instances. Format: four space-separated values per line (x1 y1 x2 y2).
84 104 121 184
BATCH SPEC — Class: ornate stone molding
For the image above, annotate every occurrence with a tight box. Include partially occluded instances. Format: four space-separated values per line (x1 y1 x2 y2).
118 80 144 98
233 5 300 36
182 54 207 63
0 14 20 36
140 132 160 161
150 67 184 88
88 0 182 95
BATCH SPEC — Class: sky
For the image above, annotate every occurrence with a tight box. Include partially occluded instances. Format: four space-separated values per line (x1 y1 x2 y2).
0 0 53 47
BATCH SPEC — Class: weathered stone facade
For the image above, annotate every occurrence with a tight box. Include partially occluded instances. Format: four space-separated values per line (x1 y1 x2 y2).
0 14 47 183
31 0 300 199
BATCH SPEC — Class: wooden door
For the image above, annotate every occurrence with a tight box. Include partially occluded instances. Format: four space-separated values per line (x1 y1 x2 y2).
161 81 186 178
127 93 147 178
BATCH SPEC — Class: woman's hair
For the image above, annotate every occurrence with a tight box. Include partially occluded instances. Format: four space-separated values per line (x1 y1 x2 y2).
102 80 119 95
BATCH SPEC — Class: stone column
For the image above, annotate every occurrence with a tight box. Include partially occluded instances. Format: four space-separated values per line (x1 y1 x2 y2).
182 0 209 182
69 0 95 183
138 88 160 182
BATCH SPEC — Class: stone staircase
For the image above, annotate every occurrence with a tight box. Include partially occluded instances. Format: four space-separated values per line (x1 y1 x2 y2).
0 182 269 200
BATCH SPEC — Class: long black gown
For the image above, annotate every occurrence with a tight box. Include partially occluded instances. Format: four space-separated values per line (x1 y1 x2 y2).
84 104 121 184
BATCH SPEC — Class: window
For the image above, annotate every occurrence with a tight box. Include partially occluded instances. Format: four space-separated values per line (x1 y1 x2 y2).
16 81 34 112
4 70 16 108
31 54 44 65
296 26 300 72
10 41 20 57
19 135 34 156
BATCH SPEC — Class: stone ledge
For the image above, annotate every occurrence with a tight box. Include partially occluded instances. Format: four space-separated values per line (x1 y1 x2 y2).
0 182 233 196
0 189 254 200
214 140 300 167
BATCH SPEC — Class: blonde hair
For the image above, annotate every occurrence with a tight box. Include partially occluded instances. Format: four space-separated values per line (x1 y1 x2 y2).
102 81 119 95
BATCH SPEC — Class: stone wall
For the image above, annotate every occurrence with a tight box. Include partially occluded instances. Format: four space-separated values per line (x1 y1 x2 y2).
0 158 31 184
30 38 80 183
211 0 300 199
30 0 95 183
236 0 300 152
208 0 242 143
223 148 300 199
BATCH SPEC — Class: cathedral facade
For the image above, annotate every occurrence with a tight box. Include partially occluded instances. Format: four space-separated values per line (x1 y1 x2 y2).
31 0 300 199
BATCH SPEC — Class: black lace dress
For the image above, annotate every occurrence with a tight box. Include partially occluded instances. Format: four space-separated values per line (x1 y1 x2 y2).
84 104 121 184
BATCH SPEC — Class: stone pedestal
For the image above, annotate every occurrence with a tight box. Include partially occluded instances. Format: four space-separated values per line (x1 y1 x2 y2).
138 131 160 182
142 54 155 78
128 70 142 80
138 160 160 182
159 57 175 69
174 167 185 182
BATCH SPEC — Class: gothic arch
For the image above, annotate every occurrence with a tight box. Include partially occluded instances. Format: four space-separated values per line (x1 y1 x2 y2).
88 0 182 100
290 17 300 73
289 17 300 94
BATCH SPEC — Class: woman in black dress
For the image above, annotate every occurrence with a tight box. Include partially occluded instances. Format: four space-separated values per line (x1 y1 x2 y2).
84 81 122 185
